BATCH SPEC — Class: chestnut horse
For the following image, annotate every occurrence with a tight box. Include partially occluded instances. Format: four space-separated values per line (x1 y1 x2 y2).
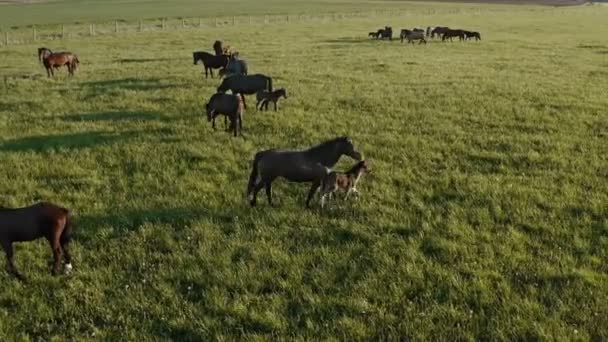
0 202 73 281
39 48 79 78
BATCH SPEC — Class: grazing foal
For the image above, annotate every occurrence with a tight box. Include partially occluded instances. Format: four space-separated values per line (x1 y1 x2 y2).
0 202 73 281
319 160 371 208
256 88 288 111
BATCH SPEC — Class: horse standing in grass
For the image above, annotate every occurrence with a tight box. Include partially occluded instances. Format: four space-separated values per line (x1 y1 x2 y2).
431 26 450 39
442 29 465 42
217 74 273 109
193 51 229 78
205 93 244 137
400 29 426 44
464 31 481 41
41 51 79 78
246 137 363 208
0 202 73 281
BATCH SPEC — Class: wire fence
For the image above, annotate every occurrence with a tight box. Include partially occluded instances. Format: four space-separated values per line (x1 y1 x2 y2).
0 5 579 47
0 8 503 47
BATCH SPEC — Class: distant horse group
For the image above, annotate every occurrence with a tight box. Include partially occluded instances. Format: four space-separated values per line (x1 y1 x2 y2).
369 25 481 45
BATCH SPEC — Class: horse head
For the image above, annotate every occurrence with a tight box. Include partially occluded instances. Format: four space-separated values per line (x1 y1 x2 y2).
205 102 214 122
339 136 362 161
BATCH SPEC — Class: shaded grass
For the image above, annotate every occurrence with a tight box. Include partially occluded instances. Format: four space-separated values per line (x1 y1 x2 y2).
0 3 607 340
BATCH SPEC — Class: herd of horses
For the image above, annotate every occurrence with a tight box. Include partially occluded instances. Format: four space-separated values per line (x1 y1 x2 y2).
2 40 364 281
196 40 288 137
369 25 481 44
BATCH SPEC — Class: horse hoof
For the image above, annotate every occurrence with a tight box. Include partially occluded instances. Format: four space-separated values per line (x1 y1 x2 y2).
65 263 73 275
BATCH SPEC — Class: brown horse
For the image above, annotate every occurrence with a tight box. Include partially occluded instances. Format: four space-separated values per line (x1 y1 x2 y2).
0 202 73 281
42 52 79 78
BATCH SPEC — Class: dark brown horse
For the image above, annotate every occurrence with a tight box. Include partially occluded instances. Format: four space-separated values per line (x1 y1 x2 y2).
42 51 79 78
464 31 481 41
431 26 450 39
205 93 244 137
246 137 363 208
193 51 229 78
0 202 73 281
442 29 465 42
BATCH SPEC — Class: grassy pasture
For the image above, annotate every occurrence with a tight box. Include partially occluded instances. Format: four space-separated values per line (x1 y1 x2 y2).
0 1 608 340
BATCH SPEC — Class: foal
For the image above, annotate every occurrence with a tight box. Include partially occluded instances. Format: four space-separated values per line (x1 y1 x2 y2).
319 160 371 208
256 88 287 111
0 202 73 281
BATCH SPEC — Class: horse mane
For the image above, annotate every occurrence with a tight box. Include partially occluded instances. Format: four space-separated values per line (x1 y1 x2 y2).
306 136 349 153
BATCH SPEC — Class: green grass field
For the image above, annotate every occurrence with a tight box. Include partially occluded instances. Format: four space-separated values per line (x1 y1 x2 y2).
1 0 608 339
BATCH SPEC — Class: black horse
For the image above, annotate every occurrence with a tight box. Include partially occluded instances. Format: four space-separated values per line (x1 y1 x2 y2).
442 29 465 42
217 74 272 109
193 51 229 78
431 26 450 39
205 93 244 137
377 26 393 40
464 31 481 41
246 137 363 208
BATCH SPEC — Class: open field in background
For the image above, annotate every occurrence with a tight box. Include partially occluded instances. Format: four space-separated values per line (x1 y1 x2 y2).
1 0 608 339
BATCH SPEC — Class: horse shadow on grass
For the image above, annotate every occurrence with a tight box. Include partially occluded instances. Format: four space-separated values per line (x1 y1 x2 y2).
80 78 187 100
74 206 237 245
114 58 176 64
61 110 175 123
0 130 136 153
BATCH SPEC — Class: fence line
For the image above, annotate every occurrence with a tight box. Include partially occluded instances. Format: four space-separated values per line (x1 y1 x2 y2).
0 6 559 47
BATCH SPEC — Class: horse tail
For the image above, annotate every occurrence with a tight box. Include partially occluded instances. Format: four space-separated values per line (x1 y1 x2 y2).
267 76 273 92
60 208 73 245
246 152 264 200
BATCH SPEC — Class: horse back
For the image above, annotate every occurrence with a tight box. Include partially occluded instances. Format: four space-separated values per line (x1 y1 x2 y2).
0 202 69 242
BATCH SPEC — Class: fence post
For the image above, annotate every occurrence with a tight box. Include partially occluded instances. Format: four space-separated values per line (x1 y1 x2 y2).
162 18 166 30
61 24 65 39
33 25 37 41
139 20 142 32
4 32 8 46
90 24 94 36
115 20 118 33
182 19 186 28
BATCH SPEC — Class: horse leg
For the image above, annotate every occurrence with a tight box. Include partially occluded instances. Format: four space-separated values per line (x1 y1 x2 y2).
2 241 24 281
48 230 63 276
264 179 278 206
241 95 247 110
305 181 321 208
249 181 265 207
61 239 72 273
274 101 278 111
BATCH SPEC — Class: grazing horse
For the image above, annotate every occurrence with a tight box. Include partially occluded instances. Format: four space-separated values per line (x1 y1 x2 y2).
246 137 363 208
42 52 79 78
193 51 229 78
0 202 73 281
431 26 450 39
400 29 426 44
442 29 465 42
205 93 244 137
464 31 481 41
368 31 379 38
217 74 272 109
